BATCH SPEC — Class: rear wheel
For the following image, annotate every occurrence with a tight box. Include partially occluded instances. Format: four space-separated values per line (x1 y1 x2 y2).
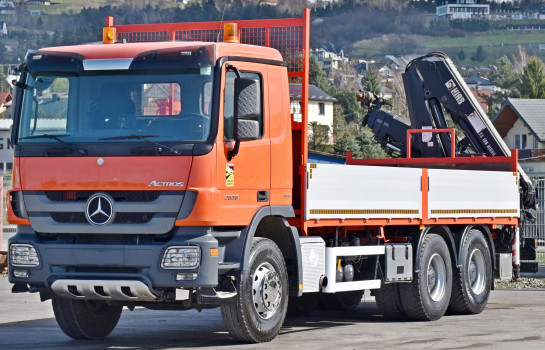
449 229 492 314
52 298 122 339
399 233 452 321
221 238 288 343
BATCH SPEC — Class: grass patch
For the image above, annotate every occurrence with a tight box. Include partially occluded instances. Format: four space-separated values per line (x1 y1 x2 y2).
27 0 118 14
420 31 545 49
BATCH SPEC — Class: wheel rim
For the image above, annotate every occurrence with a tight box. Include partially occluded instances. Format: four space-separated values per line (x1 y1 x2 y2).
427 253 447 302
252 262 282 320
468 248 486 295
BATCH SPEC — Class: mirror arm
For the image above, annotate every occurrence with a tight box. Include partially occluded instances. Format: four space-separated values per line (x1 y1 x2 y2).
226 64 241 78
227 140 240 161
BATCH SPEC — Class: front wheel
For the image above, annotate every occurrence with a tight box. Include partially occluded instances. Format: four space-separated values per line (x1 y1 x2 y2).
221 238 288 343
52 298 122 339
449 229 492 314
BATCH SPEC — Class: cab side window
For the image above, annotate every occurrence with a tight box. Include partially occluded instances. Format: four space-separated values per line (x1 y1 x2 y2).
224 71 263 141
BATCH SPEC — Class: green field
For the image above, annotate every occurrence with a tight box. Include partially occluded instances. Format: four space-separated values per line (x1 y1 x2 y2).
421 32 545 48
26 0 115 14
352 31 545 66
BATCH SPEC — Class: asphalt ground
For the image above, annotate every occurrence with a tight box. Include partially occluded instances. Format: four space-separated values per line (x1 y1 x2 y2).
1 275 545 350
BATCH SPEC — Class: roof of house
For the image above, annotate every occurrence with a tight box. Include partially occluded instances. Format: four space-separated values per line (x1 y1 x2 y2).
289 84 337 102
493 98 545 142
0 92 12 105
465 75 493 86
321 42 345 56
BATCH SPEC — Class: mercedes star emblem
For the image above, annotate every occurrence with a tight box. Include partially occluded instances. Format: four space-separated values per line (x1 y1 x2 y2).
85 193 115 226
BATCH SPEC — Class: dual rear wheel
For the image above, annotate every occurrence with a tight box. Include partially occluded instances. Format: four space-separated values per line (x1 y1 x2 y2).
375 230 492 321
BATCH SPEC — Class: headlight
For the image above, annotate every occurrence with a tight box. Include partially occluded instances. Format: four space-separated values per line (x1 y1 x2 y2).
161 246 200 269
10 244 40 267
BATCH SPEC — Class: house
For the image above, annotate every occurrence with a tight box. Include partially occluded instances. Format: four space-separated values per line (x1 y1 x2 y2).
379 55 416 83
465 75 494 91
436 0 490 19
0 92 12 116
312 42 349 72
0 118 13 174
0 0 15 15
289 83 337 144
0 21 7 37
470 89 492 114
492 98 545 175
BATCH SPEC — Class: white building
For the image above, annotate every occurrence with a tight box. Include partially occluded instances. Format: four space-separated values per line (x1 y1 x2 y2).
312 43 349 72
0 21 7 37
0 118 13 175
436 0 490 19
290 84 337 144
493 99 545 175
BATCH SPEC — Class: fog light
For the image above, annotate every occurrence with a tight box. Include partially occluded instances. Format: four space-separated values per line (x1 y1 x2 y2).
161 246 200 269
13 270 29 278
10 244 40 267
176 273 198 281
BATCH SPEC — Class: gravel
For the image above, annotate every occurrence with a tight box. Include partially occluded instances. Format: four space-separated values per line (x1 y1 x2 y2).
495 277 545 289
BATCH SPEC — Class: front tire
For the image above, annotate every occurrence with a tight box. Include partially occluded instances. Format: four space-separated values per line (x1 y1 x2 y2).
399 233 452 321
52 298 122 339
449 229 492 314
221 238 288 343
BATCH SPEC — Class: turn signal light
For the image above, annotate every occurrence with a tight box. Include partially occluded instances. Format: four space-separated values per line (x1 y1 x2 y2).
224 23 239 43
103 27 117 44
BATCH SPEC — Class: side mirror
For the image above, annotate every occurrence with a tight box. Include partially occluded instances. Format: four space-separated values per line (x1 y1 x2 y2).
234 77 260 141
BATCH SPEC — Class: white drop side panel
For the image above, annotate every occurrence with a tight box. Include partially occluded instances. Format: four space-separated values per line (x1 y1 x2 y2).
305 164 422 220
428 169 519 219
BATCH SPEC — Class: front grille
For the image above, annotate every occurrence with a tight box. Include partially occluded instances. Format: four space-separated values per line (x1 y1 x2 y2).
75 234 138 245
45 191 163 202
51 212 155 224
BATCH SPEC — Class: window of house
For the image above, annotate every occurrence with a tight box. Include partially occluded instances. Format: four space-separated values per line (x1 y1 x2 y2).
224 70 263 141
318 102 325 115
514 134 527 149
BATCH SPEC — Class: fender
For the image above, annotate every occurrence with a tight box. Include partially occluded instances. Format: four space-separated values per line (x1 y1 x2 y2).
227 206 302 297
414 225 457 273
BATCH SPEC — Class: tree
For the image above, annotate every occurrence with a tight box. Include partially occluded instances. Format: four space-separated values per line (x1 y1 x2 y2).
0 70 10 92
458 49 466 62
362 63 380 95
520 57 545 99
471 46 485 62
334 133 362 158
487 55 521 118
357 128 388 159
309 55 331 93
308 121 331 152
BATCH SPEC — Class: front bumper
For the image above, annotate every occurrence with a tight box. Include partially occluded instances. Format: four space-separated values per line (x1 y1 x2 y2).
8 225 220 297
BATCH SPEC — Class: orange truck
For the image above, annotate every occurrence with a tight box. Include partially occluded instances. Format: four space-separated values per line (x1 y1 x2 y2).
6 10 526 343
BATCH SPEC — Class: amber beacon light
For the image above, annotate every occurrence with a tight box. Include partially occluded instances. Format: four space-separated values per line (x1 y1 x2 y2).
103 26 117 44
223 23 239 43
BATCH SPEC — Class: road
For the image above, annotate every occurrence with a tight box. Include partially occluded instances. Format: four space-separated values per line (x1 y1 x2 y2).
1 277 545 350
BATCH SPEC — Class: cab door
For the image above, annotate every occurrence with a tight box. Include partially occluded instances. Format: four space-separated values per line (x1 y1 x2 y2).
216 62 271 224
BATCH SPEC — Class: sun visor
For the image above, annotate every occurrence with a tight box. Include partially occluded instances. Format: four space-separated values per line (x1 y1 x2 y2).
129 45 215 71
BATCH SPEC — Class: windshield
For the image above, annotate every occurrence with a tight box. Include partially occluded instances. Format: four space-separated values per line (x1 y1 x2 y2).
17 69 214 144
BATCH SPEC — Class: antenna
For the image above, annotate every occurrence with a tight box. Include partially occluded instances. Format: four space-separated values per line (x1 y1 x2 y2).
216 4 227 42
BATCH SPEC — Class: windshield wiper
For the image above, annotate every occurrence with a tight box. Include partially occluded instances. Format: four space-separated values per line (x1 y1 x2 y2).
19 134 88 155
99 134 181 155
